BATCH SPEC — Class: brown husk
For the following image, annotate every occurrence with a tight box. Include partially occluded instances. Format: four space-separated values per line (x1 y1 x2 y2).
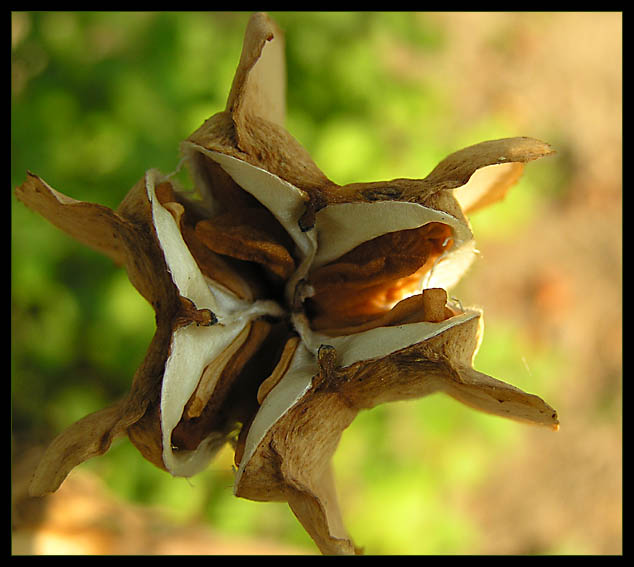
236 314 558 554
15 12 559 557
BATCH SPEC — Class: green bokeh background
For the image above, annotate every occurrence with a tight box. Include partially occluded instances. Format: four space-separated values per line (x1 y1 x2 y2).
12 12 621 555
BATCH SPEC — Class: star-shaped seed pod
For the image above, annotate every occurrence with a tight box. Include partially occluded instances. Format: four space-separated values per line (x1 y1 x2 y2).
15 12 558 555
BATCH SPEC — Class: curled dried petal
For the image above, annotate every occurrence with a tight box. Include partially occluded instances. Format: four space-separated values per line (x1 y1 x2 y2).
16 172 130 266
226 11 286 129
236 313 557 554
445 366 560 429
424 137 554 192
29 400 146 497
184 13 332 210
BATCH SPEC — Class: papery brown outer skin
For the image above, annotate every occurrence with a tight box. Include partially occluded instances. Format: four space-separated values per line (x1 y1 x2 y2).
15 173 203 495
236 316 559 555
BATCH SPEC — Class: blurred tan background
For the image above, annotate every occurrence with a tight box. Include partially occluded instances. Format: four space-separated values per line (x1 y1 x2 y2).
12 12 621 555
418 12 623 554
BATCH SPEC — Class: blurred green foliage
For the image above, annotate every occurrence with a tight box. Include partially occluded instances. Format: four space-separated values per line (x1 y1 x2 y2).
12 11 566 554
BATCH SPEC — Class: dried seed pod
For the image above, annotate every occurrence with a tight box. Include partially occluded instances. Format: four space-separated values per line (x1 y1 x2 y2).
234 312 558 554
179 12 557 554
16 169 285 494
15 11 558 556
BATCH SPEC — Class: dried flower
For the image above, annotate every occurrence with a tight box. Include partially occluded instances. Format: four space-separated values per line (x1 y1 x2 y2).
15 12 558 555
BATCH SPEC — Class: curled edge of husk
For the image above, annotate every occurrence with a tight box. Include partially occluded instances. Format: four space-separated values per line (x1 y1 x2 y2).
234 312 558 554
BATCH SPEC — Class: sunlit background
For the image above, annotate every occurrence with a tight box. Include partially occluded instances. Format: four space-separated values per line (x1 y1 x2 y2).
12 11 622 555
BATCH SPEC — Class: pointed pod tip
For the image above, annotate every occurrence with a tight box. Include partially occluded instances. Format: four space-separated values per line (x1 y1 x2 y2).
250 11 275 31
517 136 557 160
16 171 41 198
